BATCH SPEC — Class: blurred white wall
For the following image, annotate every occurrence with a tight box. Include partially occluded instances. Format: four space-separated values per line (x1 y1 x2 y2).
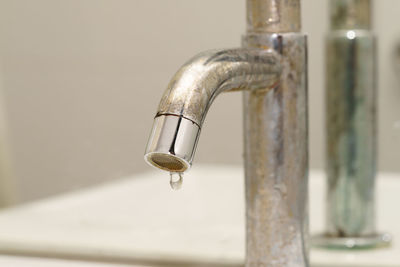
0 71 16 206
0 0 398 202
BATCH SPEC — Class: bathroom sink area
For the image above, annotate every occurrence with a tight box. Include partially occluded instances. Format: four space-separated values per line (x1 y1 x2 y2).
0 165 397 266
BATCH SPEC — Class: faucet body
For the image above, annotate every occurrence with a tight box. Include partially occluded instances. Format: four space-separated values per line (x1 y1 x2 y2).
145 0 309 266
243 32 308 266
313 0 391 249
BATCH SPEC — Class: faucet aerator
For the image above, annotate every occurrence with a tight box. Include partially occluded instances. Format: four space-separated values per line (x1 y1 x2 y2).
146 153 187 173
144 115 201 173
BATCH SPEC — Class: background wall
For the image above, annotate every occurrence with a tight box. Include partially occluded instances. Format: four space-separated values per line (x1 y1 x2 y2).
0 0 398 202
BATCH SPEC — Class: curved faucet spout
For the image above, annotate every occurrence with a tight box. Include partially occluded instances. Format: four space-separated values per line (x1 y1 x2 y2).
157 48 281 126
145 48 281 172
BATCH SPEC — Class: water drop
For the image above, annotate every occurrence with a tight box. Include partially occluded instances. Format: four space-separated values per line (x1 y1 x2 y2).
170 172 183 190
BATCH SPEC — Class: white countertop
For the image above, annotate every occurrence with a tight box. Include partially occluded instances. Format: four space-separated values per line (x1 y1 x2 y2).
0 165 398 266
0 255 138 267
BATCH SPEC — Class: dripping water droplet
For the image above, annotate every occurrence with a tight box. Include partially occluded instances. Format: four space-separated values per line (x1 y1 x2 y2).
170 172 183 190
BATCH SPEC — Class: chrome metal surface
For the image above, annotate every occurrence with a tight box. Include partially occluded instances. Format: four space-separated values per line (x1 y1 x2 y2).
156 48 281 126
313 232 392 250
146 48 281 172
330 0 371 30
145 0 308 266
326 30 376 238
145 115 200 172
315 0 390 249
243 32 308 266
247 0 301 33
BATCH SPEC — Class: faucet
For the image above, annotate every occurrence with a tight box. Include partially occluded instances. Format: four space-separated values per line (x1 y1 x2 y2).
144 0 308 266
313 0 391 249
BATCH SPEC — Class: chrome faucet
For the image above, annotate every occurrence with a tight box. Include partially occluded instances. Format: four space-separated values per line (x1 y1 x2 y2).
144 0 309 266
313 0 391 249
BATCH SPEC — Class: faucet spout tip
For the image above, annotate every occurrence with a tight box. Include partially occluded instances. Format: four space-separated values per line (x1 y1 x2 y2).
144 115 200 173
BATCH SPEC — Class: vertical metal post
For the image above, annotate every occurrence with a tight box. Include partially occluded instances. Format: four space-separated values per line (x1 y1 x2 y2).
313 0 391 249
244 0 309 265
